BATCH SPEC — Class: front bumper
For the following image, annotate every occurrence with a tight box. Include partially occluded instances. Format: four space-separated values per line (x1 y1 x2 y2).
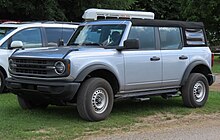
6 77 80 103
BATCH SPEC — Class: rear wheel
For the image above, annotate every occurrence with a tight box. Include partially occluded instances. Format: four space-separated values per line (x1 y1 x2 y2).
17 96 48 109
0 71 5 93
77 78 114 121
181 73 209 108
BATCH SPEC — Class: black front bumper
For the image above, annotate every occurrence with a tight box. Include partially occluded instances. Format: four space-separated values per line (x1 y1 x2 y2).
6 77 80 103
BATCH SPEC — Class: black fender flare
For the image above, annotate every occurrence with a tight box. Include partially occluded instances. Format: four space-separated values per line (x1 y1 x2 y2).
180 60 211 86
0 66 7 78
74 64 119 82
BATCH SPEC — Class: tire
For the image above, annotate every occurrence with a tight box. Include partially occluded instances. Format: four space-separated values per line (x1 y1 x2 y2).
17 96 48 109
77 78 114 121
181 73 209 108
0 71 5 94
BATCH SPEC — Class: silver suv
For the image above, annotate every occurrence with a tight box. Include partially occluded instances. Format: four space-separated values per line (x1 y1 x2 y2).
0 21 78 93
6 19 215 121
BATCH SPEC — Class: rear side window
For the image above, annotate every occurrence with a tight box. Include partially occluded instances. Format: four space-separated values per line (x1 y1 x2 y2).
159 27 182 50
185 29 205 45
128 26 156 50
45 28 75 46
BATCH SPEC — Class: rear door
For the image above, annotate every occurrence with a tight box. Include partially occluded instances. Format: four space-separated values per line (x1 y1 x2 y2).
159 27 189 87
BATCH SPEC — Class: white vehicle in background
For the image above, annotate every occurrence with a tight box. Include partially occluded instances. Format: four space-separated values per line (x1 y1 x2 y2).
0 21 78 93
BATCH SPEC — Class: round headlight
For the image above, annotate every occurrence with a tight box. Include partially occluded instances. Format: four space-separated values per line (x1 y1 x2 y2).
54 61 65 75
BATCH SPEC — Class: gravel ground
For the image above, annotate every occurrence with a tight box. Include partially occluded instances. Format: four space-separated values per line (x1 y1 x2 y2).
84 114 220 140
81 75 220 140
91 121 220 140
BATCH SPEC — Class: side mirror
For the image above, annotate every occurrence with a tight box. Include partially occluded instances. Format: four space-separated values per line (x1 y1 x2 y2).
117 39 139 51
58 39 64 47
10 41 23 49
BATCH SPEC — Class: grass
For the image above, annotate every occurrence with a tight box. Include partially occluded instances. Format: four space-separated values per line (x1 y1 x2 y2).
212 56 220 73
0 91 220 140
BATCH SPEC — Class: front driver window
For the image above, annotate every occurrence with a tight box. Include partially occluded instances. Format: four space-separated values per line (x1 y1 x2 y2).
11 28 42 48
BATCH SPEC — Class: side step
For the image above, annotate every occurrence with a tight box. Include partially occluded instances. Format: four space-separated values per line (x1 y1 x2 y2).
115 89 179 99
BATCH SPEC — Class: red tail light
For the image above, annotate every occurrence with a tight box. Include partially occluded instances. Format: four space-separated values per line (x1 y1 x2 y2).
211 53 214 67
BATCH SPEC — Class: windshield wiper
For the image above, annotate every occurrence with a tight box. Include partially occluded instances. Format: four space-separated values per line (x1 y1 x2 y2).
81 42 106 48
68 43 79 46
68 42 106 48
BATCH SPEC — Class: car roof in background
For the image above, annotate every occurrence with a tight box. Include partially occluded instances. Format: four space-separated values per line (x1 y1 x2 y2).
0 21 80 28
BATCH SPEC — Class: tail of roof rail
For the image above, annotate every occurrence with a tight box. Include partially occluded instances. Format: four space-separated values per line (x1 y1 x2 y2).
82 8 155 21
5 21 80 25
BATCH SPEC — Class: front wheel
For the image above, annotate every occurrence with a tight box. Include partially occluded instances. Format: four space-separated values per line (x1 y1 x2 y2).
181 73 209 108
77 78 114 121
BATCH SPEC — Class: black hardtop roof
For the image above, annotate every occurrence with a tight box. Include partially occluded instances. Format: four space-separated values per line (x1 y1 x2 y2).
131 19 204 29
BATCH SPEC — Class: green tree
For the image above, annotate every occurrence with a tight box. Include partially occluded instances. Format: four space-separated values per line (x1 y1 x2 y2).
132 0 181 19
0 0 66 21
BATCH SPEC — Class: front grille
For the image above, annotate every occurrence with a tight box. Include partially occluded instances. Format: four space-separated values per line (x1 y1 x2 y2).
9 57 69 78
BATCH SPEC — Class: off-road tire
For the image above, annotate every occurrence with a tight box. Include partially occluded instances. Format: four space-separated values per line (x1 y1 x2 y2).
181 73 209 108
77 78 114 121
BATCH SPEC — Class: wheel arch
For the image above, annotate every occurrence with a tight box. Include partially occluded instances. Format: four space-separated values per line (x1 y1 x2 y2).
0 66 7 78
181 61 212 86
75 64 120 94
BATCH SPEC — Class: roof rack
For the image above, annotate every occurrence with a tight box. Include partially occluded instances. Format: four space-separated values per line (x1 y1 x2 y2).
1 21 21 24
82 8 154 21
1 21 80 25
20 21 80 25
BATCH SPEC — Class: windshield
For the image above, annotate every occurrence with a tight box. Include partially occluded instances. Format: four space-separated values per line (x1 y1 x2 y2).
0 27 16 40
68 24 126 47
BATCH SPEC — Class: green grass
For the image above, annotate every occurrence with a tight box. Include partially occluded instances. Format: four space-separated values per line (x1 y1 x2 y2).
212 56 220 73
0 92 220 140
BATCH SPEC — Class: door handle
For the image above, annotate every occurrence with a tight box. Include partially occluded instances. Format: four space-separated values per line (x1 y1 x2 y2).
179 55 188 60
150 56 160 61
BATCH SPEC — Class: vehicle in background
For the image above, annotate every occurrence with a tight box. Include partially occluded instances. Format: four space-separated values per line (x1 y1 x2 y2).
0 21 78 93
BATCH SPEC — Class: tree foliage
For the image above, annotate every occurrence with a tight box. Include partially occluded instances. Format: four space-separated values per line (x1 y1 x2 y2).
0 0 66 21
132 0 181 20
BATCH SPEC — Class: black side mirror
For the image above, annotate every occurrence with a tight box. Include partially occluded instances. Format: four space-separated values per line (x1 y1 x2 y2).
58 39 64 47
117 39 139 51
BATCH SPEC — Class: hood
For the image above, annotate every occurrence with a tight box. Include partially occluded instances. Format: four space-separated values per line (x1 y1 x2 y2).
11 47 78 59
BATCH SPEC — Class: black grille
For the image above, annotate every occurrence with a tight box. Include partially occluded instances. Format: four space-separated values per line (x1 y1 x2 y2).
9 57 69 78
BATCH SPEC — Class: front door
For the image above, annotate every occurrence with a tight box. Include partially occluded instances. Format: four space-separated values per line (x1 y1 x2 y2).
123 26 162 91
